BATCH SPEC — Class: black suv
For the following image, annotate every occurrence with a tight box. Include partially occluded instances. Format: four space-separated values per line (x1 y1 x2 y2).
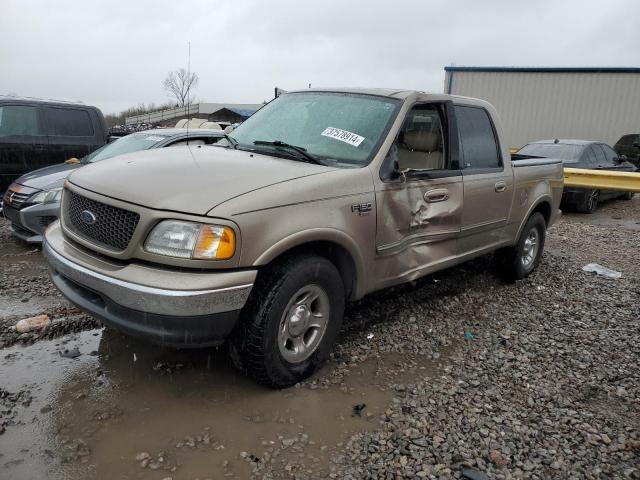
613 134 640 168
0 97 108 194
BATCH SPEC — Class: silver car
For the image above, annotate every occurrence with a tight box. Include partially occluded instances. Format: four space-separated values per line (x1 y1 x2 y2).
2 128 223 242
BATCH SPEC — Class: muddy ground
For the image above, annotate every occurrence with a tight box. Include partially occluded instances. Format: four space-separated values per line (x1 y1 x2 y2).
1 197 639 480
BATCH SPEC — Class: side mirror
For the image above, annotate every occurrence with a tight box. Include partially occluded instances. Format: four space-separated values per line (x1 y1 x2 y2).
619 154 628 162
224 124 236 134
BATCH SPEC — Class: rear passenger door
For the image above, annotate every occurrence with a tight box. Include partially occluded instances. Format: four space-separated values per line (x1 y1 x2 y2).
44 107 97 164
456 105 511 254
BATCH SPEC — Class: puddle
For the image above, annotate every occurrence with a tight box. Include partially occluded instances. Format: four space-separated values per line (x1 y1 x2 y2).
0 327 443 479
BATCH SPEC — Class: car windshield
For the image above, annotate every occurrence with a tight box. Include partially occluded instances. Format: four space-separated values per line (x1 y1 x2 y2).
517 143 584 163
82 132 169 163
226 92 401 166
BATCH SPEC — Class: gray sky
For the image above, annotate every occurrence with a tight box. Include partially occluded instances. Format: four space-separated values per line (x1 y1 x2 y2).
1 0 639 115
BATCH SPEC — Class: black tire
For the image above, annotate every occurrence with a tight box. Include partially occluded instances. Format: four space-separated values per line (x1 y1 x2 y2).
228 254 345 388
494 212 546 281
622 191 634 201
576 189 599 213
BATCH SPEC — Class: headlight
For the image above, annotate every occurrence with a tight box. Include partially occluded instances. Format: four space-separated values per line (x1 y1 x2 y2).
144 220 236 260
30 187 62 204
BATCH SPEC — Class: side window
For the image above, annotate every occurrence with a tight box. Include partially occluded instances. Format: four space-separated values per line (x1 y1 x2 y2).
46 107 94 136
617 135 633 146
455 105 501 169
0 105 41 136
583 146 598 165
396 105 446 171
599 144 619 164
591 144 608 165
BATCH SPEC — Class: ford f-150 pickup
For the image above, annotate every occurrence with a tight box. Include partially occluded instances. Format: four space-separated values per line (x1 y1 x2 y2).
43 88 563 387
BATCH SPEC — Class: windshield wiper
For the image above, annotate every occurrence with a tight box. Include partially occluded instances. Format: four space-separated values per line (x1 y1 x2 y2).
224 134 239 148
253 140 324 165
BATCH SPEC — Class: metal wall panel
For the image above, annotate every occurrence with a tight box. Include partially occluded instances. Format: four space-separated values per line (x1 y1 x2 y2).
445 71 640 148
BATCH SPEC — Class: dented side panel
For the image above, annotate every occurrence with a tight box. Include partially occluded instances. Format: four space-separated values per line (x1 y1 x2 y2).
373 175 463 289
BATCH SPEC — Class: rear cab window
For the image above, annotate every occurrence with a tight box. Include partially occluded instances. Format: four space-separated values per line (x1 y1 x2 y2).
454 105 501 170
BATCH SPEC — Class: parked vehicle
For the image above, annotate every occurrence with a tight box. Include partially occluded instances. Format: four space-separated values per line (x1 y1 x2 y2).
3 128 223 242
516 139 636 213
44 89 563 387
0 96 108 194
613 134 640 168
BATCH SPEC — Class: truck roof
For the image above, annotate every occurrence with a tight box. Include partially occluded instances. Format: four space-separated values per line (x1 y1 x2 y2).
289 87 489 106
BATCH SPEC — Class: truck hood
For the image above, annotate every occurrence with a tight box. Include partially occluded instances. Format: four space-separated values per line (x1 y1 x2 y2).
16 163 80 191
68 146 337 215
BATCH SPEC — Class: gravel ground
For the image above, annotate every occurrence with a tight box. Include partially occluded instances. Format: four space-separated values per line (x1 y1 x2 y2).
246 199 640 479
1 197 639 479
0 221 100 348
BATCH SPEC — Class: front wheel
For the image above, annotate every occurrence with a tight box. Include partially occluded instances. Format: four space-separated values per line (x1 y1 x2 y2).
495 212 546 281
229 254 345 388
622 192 634 201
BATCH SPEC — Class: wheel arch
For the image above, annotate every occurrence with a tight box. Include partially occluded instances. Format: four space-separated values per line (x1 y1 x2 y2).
252 229 365 300
515 197 552 241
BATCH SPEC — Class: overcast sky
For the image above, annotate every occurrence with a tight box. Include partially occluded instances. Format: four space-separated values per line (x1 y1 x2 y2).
1 0 639 115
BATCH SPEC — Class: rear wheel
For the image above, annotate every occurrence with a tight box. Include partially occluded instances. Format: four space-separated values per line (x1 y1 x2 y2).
622 191 634 201
495 212 546 281
577 189 599 213
229 254 345 388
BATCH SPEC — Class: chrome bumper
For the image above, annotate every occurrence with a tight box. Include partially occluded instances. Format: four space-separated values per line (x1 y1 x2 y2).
43 232 254 317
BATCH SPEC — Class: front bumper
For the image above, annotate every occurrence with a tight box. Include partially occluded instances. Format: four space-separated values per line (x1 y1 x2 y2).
3 201 60 243
44 222 256 347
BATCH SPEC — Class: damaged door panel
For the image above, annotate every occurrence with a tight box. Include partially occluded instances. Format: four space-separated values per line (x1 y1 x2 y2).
374 175 463 287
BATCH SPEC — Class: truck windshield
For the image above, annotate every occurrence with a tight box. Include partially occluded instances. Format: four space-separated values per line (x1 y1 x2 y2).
82 132 169 163
517 143 584 162
227 92 400 166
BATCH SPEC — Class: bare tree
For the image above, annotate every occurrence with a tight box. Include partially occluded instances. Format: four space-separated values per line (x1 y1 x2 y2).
162 68 199 107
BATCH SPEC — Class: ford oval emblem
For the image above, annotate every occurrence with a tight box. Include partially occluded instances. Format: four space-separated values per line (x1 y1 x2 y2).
80 210 97 225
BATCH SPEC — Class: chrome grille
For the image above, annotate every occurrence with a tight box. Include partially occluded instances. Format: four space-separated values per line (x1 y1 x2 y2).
65 190 139 251
3 188 33 210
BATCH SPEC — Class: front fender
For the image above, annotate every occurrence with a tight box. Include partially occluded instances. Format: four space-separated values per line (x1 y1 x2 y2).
253 228 367 299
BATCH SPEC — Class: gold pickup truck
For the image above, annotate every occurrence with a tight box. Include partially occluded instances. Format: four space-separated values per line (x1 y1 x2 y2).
43 88 563 387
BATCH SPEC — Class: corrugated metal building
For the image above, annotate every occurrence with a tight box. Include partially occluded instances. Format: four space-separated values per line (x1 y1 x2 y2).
444 66 640 149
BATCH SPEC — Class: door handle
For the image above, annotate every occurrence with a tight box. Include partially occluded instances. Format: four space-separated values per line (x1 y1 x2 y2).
494 181 506 193
424 189 449 203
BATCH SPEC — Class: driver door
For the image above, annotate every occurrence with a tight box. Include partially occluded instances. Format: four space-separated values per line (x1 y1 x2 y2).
374 103 463 289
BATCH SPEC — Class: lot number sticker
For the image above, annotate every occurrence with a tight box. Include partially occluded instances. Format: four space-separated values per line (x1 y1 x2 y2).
321 127 365 147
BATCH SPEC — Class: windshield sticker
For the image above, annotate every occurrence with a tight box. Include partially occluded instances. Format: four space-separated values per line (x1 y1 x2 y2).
145 135 165 142
321 127 365 147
